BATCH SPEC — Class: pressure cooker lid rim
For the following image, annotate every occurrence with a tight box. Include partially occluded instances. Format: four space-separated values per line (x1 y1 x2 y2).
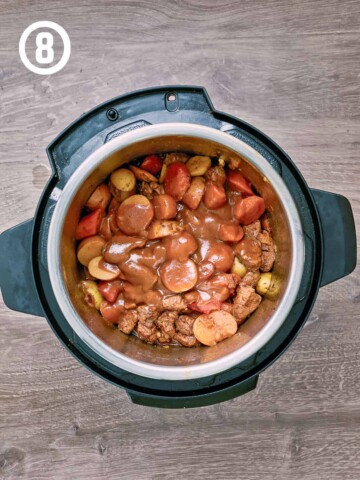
47 123 305 381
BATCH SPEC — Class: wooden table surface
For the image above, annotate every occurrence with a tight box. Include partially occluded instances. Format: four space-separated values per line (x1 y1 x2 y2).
0 1 359 479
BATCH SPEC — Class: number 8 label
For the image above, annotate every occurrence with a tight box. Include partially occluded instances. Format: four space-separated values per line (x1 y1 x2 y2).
35 32 54 64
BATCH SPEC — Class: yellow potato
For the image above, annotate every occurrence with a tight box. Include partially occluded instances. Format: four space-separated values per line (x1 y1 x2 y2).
86 183 111 210
88 256 120 281
109 168 136 202
159 164 167 183
77 235 106 266
148 220 184 240
256 272 272 295
231 257 247 278
186 156 212 176
129 165 158 183
81 280 103 310
193 311 238 346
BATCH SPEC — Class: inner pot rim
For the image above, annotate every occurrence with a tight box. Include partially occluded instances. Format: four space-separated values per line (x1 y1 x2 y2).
47 123 305 381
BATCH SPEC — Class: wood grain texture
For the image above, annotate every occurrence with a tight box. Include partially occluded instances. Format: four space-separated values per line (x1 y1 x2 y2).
0 1 359 479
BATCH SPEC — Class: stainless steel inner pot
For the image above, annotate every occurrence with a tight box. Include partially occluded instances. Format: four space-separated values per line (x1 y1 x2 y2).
47 123 305 381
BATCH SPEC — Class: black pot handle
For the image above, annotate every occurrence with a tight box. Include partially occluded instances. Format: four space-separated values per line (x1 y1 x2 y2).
127 375 258 409
311 189 357 287
0 219 44 316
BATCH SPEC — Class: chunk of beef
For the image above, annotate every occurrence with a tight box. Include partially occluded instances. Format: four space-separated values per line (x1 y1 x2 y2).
241 270 260 287
261 213 272 233
137 305 160 323
173 332 198 347
175 315 196 336
118 310 138 334
235 237 262 271
162 295 188 311
227 157 242 170
156 311 177 342
199 273 240 302
205 165 226 186
139 181 164 200
258 231 276 272
243 220 261 238
164 152 190 165
221 302 234 314
135 321 158 344
233 285 262 324
184 290 201 305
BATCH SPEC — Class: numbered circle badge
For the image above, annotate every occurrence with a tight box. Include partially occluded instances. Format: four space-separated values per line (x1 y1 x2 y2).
19 21 71 75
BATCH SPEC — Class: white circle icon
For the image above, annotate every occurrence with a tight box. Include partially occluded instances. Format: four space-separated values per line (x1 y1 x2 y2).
19 21 71 75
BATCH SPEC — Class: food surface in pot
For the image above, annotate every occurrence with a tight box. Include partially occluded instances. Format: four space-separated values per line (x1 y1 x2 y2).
75 152 276 347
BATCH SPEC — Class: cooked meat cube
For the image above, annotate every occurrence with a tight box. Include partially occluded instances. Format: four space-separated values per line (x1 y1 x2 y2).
235 237 262 271
162 295 188 311
227 157 242 170
198 272 239 303
233 285 261 324
184 290 201 305
258 231 276 272
137 305 160 323
243 220 261 238
156 311 177 342
175 315 196 336
164 152 190 165
241 270 261 287
261 212 272 233
212 273 240 291
205 165 226 186
135 321 159 344
221 302 234 314
118 310 138 334
139 181 164 200
174 332 198 347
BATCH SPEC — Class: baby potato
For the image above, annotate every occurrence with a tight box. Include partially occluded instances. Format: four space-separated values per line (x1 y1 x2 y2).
77 235 106 266
88 256 121 281
148 220 184 240
193 311 238 346
186 156 212 177
160 258 198 293
231 257 247 278
182 177 205 210
152 194 178 220
117 195 154 235
129 165 158 183
81 280 104 310
159 164 167 183
256 272 272 295
86 183 111 210
110 168 136 202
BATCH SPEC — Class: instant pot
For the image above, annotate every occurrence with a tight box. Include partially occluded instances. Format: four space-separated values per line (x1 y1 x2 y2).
0 86 356 408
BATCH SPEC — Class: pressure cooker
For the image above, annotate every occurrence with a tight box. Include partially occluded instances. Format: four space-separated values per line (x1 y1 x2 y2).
0 86 356 408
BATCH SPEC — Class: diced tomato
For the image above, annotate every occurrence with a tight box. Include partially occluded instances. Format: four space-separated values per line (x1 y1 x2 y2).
141 154 163 175
234 196 265 225
100 298 125 325
204 182 227 209
164 162 191 201
188 299 223 314
98 280 124 303
75 208 104 240
227 171 253 196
